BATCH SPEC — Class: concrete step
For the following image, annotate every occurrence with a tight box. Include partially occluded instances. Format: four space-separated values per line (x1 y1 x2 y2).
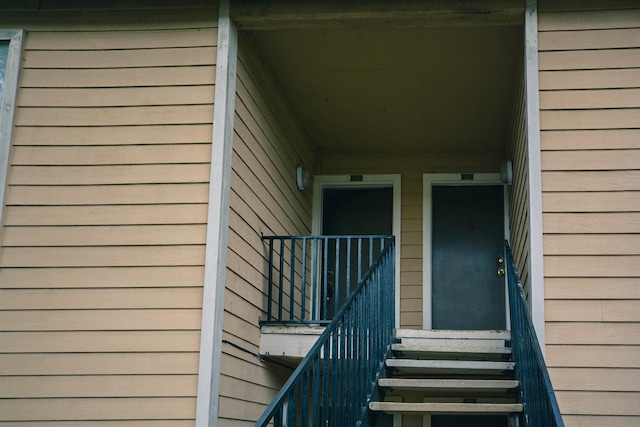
386 359 515 376
396 329 510 340
369 401 523 415
379 378 519 392
391 343 511 360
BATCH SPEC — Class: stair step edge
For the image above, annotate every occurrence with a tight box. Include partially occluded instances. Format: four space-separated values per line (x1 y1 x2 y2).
396 329 511 340
392 343 511 354
369 402 523 415
379 378 519 390
386 359 515 369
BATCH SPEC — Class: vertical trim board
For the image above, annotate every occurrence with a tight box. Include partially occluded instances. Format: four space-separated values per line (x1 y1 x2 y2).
525 0 546 346
195 1 237 426
0 29 23 231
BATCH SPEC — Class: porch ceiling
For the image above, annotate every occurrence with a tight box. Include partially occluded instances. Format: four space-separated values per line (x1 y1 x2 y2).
252 25 523 156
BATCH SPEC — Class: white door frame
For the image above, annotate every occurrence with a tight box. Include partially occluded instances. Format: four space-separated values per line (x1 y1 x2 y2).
313 174 402 328
422 173 510 330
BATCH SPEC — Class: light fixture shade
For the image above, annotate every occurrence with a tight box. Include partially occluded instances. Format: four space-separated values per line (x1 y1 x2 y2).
501 160 513 185
296 165 312 191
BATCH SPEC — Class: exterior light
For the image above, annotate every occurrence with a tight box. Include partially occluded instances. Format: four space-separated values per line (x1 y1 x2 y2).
501 160 513 185
296 165 312 191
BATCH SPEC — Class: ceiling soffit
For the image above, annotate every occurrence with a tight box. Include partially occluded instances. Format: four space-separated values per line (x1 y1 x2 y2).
247 3 524 156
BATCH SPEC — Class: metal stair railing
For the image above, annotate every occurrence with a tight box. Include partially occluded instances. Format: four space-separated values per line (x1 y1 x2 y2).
254 238 395 427
261 235 393 324
505 241 564 427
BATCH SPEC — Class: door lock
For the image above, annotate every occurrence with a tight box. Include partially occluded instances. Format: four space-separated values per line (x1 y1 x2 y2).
497 257 505 277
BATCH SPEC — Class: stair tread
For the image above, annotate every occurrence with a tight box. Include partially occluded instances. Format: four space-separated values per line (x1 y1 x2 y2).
392 343 511 355
369 402 523 414
387 359 515 371
379 378 518 391
396 329 510 340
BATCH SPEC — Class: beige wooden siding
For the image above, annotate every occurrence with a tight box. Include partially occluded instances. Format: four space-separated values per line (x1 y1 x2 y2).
539 4 640 426
218 33 316 425
321 154 502 329
506 60 533 296
0 13 217 426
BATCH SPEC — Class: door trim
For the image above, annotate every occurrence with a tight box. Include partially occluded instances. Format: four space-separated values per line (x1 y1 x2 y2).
313 174 402 327
422 173 510 330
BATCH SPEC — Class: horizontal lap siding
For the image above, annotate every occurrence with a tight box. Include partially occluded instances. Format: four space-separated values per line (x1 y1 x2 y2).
0 15 217 425
538 4 640 425
321 154 501 329
507 61 533 297
218 34 315 425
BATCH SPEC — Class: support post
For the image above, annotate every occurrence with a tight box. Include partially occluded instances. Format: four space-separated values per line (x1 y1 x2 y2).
195 0 238 425
524 0 546 348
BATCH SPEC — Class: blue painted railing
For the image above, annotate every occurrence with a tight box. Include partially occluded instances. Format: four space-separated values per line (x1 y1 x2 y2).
261 235 393 324
505 241 564 427
255 238 395 427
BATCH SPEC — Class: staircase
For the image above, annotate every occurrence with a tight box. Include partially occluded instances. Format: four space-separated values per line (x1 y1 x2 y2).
370 329 523 425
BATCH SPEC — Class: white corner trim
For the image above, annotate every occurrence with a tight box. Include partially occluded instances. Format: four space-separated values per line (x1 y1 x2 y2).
195 1 238 426
525 0 546 349
0 29 24 229
312 174 402 327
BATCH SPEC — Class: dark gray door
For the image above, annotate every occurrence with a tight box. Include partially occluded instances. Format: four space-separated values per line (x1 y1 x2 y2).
431 185 505 330
322 187 393 318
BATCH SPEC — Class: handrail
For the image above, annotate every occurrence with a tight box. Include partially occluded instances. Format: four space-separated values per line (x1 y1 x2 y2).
261 235 393 324
255 238 395 427
505 241 564 427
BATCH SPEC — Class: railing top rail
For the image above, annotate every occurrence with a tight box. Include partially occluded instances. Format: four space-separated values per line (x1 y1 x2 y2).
261 234 394 240
505 240 564 427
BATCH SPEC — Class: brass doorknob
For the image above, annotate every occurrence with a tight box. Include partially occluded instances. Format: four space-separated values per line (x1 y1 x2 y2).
497 268 506 277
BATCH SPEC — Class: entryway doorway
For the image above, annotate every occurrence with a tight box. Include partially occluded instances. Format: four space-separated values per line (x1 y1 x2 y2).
313 174 402 326
423 173 509 330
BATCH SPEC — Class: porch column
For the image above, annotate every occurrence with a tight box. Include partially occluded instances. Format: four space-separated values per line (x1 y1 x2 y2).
196 0 238 425
524 0 546 346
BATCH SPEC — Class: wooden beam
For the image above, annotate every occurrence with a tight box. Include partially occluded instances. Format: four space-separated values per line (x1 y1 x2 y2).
231 0 525 29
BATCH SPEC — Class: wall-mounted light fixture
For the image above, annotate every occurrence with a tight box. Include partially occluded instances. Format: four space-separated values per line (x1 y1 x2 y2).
296 165 312 191
501 160 513 185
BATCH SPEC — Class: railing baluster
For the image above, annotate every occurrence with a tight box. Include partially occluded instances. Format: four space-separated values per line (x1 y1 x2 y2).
322 340 330 423
346 237 352 295
312 355 320 427
334 237 341 316
322 237 329 322
311 238 318 321
357 238 363 282
289 237 296 321
300 370 309 427
300 238 308 321
331 321 339 424
278 239 285 321
267 238 274 322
